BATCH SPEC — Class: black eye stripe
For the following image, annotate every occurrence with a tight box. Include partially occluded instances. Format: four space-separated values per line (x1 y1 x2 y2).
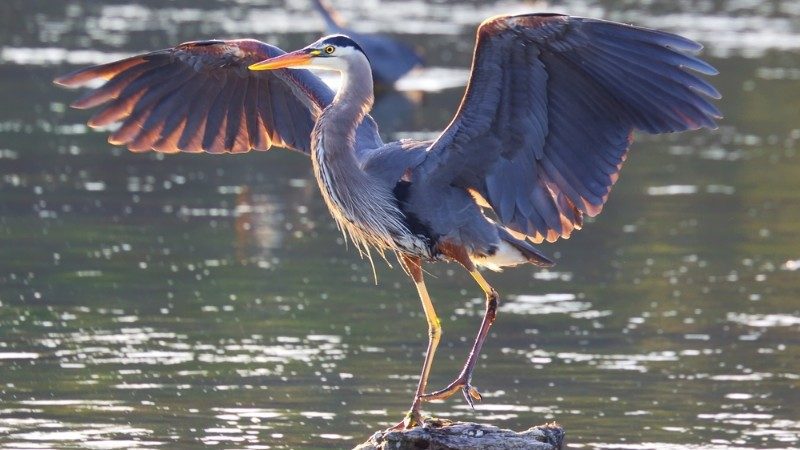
319 34 365 54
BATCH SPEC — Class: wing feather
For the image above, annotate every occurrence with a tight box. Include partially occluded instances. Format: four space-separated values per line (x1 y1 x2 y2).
418 14 720 243
70 63 155 109
158 75 208 141
55 39 382 155
256 79 278 148
203 74 237 153
178 77 220 152
223 76 246 152
244 77 266 149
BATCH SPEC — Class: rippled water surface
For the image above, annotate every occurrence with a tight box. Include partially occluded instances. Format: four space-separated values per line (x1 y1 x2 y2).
1 1 799 449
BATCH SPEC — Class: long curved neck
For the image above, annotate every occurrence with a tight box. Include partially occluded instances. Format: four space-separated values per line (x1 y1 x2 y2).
311 54 406 255
322 55 374 152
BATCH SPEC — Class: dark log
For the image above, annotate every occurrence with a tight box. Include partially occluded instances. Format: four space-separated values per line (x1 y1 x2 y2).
354 418 564 450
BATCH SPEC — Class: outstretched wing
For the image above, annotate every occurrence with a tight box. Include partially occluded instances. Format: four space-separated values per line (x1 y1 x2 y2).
417 14 721 243
55 39 380 154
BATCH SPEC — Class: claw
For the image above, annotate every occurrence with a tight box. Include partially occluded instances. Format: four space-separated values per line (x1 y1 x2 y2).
461 384 483 408
468 385 482 401
420 377 483 408
386 420 405 432
462 387 476 409
462 384 482 408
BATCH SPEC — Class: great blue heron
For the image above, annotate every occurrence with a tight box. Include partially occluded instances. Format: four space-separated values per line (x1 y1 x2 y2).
54 13 720 428
310 0 423 85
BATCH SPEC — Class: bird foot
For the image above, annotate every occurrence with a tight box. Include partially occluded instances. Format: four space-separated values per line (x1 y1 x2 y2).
420 377 483 408
403 407 423 429
387 408 424 431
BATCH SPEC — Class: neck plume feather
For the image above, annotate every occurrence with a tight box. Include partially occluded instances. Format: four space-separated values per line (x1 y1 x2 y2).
311 53 410 268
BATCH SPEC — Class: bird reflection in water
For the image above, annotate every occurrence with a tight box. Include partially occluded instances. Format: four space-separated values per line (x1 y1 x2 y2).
234 186 283 265
234 183 320 267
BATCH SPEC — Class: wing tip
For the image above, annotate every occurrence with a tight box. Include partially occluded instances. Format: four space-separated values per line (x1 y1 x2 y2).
682 58 719 77
53 70 90 88
70 97 98 109
54 55 151 88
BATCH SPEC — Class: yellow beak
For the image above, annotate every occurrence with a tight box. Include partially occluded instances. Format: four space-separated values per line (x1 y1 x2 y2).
249 50 314 71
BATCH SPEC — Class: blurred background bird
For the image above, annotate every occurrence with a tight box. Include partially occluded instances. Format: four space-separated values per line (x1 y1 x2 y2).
54 13 719 428
310 0 423 86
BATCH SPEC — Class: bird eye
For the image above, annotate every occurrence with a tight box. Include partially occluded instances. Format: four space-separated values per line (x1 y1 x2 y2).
324 45 335 55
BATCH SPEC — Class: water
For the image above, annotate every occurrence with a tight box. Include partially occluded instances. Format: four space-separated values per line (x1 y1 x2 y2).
1 0 799 448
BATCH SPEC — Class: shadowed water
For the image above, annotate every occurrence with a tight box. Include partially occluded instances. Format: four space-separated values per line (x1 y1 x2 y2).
1 0 799 449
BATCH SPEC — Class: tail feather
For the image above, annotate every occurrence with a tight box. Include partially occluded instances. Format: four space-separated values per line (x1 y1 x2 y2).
498 228 554 267
472 228 555 271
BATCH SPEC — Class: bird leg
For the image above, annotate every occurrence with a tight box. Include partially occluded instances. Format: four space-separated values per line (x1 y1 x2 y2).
397 254 441 429
420 245 497 408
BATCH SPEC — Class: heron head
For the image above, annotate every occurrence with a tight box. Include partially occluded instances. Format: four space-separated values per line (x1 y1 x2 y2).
249 35 365 72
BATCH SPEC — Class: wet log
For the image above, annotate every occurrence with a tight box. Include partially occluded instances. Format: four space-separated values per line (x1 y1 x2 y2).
353 418 564 450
